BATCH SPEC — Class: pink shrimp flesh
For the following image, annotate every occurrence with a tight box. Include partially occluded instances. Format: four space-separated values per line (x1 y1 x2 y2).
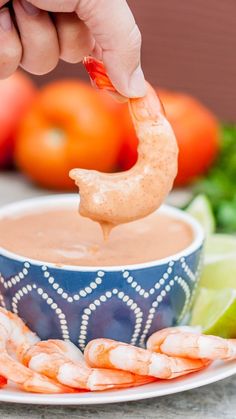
85 338 209 380
147 326 236 361
0 308 73 393
22 339 156 391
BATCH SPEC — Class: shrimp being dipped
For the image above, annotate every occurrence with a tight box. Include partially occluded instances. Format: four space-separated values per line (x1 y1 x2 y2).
147 326 236 361
22 339 155 391
70 58 178 238
0 308 72 393
85 338 209 380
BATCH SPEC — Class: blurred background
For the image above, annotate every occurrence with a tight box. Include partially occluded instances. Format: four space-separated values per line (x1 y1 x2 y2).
1 0 236 232
31 0 236 121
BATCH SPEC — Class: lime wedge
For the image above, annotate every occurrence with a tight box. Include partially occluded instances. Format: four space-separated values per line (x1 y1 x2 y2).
191 287 236 338
200 234 236 289
205 234 236 263
186 194 215 235
200 259 236 290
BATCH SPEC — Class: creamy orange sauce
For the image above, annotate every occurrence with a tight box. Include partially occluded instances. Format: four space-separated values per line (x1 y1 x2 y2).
70 59 178 239
0 208 193 267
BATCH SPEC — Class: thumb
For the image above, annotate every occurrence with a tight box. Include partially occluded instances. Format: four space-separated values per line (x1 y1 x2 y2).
76 0 146 98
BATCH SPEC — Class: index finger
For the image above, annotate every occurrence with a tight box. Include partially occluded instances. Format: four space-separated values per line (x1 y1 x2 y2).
27 0 146 97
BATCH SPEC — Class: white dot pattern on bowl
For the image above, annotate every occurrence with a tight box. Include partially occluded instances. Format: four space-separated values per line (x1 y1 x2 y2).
0 290 6 308
42 267 105 303
188 251 204 309
139 274 192 347
78 289 143 350
0 262 29 289
122 261 174 298
8 279 70 340
0 252 202 348
180 257 196 282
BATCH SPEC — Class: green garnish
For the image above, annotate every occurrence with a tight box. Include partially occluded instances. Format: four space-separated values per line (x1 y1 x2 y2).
192 125 236 232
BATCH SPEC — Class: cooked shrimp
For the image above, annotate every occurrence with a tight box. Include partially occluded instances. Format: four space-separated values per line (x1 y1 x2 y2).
85 338 209 380
0 308 40 360
147 326 236 361
70 58 178 239
22 339 155 391
0 308 72 393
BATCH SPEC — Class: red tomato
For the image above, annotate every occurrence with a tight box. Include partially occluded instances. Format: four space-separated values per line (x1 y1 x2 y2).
158 90 219 186
0 376 7 387
15 81 122 190
0 72 37 168
117 89 219 184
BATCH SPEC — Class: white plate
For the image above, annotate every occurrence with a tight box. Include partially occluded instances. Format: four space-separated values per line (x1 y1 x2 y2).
0 361 236 405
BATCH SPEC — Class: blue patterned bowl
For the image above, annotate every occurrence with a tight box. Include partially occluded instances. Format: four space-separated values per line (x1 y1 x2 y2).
0 195 204 349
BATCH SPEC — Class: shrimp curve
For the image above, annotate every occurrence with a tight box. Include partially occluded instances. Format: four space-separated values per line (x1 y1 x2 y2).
85 338 209 380
147 326 236 361
0 308 72 393
22 339 155 391
70 57 178 238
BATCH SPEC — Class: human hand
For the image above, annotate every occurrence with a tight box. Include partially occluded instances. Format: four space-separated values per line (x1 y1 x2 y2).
0 0 145 97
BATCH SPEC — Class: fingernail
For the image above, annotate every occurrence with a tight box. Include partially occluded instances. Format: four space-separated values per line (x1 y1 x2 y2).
20 0 39 16
0 8 12 31
128 65 146 98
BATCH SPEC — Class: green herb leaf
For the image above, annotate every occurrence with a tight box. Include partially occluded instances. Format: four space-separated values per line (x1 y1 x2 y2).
192 125 236 232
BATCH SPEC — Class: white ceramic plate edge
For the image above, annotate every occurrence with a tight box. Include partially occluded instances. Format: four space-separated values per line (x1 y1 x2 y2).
0 361 236 405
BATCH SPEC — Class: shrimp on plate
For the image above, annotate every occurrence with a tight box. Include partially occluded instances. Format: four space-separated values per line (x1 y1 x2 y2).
85 338 209 380
0 308 72 393
70 57 178 238
22 339 155 391
147 326 236 361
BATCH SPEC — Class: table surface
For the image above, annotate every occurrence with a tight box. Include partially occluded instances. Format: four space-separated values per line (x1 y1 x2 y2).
0 173 235 419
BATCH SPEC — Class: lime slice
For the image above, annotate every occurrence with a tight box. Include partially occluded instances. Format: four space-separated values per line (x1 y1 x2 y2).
200 234 236 289
191 287 236 338
186 195 215 235
200 259 236 290
205 234 236 263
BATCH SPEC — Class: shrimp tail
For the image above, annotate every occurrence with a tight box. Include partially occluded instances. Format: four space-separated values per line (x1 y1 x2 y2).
83 56 165 120
86 369 155 391
83 56 117 94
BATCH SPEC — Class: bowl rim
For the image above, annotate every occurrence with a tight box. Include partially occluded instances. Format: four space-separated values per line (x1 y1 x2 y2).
0 194 204 272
